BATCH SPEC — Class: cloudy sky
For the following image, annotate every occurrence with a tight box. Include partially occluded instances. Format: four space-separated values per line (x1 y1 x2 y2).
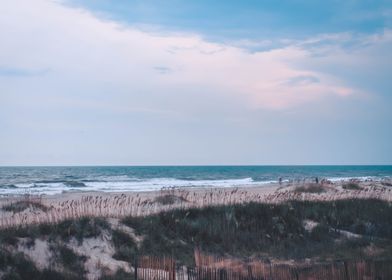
0 0 391 165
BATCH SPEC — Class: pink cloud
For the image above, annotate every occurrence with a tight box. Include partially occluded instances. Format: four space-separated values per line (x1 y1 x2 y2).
0 0 385 113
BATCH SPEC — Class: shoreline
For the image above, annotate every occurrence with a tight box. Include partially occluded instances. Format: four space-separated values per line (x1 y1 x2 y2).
1 176 390 198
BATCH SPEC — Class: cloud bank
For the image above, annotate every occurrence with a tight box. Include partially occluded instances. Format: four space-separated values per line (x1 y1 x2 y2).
1 0 376 111
0 0 391 165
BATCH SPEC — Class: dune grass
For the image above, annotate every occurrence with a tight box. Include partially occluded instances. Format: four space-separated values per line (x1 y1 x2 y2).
121 199 392 265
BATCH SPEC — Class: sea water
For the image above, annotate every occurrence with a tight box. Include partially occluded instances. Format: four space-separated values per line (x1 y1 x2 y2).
0 165 391 196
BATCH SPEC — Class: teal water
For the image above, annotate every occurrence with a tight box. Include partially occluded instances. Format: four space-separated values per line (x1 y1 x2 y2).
0 166 391 195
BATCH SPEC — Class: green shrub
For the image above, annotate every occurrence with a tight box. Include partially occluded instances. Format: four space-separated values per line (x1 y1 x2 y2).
0 249 77 280
2 201 48 213
0 228 20 246
342 182 362 190
310 224 334 242
294 183 326 193
99 269 134 280
49 217 110 243
111 230 138 262
154 194 187 205
0 217 110 246
50 243 86 277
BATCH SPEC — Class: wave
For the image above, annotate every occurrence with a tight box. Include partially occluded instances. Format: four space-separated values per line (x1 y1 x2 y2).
326 176 380 182
0 177 264 196
0 184 18 189
35 180 67 184
63 181 86 187
0 174 390 196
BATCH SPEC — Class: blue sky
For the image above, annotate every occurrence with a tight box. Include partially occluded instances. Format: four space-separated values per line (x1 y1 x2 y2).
0 0 391 165
66 0 391 39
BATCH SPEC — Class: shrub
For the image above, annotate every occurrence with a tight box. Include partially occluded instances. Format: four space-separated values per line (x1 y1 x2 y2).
342 182 362 190
2 201 48 213
0 228 20 246
294 184 326 193
99 269 135 280
111 230 138 262
0 249 76 280
50 217 110 243
50 243 86 277
310 224 333 242
154 194 187 205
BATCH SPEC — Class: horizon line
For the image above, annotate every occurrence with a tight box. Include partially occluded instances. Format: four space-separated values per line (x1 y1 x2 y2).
1 164 391 168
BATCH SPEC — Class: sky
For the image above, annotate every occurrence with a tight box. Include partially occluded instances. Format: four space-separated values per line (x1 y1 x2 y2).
0 0 391 166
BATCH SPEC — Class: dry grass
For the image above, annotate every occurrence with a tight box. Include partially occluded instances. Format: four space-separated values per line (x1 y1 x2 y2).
1 183 392 229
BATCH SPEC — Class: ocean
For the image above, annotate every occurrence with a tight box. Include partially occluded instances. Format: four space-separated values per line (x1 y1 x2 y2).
0 165 391 196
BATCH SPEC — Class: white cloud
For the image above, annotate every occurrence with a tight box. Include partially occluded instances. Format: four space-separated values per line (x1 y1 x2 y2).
0 0 367 113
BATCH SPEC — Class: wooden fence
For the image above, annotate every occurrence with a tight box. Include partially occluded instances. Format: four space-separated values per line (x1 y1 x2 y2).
134 256 176 280
133 256 392 280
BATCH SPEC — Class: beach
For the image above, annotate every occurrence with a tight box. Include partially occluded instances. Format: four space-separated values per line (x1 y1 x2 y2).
1 179 391 229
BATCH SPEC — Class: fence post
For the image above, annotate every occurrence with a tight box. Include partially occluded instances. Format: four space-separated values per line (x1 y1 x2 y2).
169 257 176 280
294 267 299 280
134 257 138 280
344 261 350 280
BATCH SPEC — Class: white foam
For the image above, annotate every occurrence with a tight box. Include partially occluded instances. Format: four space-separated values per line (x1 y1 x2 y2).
327 176 377 182
0 177 268 196
84 177 263 192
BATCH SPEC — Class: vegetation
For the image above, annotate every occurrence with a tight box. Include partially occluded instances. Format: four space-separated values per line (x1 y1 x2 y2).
0 217 110 246
154 194 187 205
99 269 134 280
1 199 392 277
2 200 48 213
294 183 326 193
111 229 138 262
342 182 362 190
46 217 110 244
0 248 77 280
122 199 392 265
0 218 108 279
50 243 86 277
